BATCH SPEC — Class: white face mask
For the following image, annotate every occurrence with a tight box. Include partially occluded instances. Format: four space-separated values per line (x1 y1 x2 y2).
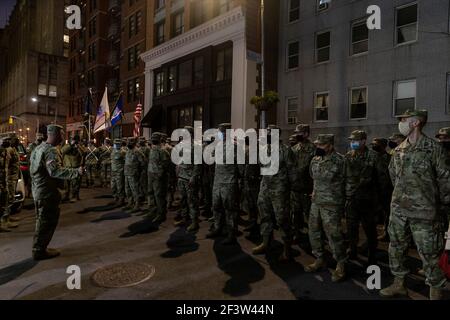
218 131 224 141
398 121 412 137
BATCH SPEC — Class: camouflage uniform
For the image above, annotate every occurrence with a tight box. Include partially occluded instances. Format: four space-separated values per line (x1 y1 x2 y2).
111 139 126 203
98 139 112 187
309 134 347 264
61 139 84 200
200 141 215 215
345 130 382 263
7 137 20 217
241 144 260 225
435 127 450 227
85 143 99 187
291 124 316 237
124 139 146 211
0 143 10 231
138 137 150 202
30 125 80 257
147 133 171 222
165 140 177 209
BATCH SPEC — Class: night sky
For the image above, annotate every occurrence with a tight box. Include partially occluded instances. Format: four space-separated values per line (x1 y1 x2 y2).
0 0 16 28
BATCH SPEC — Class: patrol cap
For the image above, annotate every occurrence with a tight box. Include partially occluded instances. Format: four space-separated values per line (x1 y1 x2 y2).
389 133 406 141
314 134 334 145
372 138 388 148
104 137 111 143
47 124 64 135
289 135 297 142
160 133 168 139
395 109 428 123
151 132 162 140
295 124 310 134
113 138 122 144
348 130 367 140
128 137 137 144
218 123 232 132
138 136 147 142
436 127 450 139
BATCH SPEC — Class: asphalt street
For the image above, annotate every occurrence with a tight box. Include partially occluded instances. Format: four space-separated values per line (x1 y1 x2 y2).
0 188 448 300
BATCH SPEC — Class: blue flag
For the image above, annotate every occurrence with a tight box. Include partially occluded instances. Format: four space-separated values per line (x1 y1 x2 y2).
110 94 124 127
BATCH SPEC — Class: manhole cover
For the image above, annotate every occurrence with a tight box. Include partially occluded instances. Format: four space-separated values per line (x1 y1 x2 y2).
91 263 155 288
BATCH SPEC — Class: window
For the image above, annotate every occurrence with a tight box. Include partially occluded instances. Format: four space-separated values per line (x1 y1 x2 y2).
217 0 234 15
155 21 165 45
351 20 368 55
38 84 47 96
136 11 142 33
89 0 97 13
394 79 416 116
215 47 233 82
314 92 329 122
316 31 330 63
172 11 184 37
396 3 418 45
194 56 204 86
88 43 97 62
168 65 177 93
288 0 300 23
49 85 58 98
129 15 136 38
37 103 46 115
349 87 367 119
156 0 165 10
127 78 140 102
179 60 192 89
287 97 298 125
191 0 208 28
48 104 56 116
49 65 57 81
317 0 329 12
287 41 299 70
128 45 140 70
155 72 165 97
89 17 97 38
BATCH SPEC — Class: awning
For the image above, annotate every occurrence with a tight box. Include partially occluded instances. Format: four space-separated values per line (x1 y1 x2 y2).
141 105 162 129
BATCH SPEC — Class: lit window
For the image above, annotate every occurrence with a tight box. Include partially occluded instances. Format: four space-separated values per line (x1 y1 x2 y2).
396 3 418 45
314 92 329 122
349 87 367 119
155 72 165 97
49 85 58 98
394 79 416 116
38 84 47 96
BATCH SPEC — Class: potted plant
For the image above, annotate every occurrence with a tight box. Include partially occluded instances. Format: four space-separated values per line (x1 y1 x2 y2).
251 91 280 111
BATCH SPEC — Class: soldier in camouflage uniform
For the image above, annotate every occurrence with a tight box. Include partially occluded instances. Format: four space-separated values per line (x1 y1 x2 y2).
111 138 126 205
252 125 295 262
345 130 382 265
200 137 215 218
435 127 450 227
304 134 347 282
61 135 84 202
0 137 11 232
291 124 316 241
30 125 83 260
387 133 406 156
6 135 20 228
380 110 450 300
206 123 242 245
147 132 171 224
124 138 146 213
288 135 297 148
98 138 112 188
371 138 393 241
137 137 150 203
164 135 177 210
85 141 99 187
174 127 202 231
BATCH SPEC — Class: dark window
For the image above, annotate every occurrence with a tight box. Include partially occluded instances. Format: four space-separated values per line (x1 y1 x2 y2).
155 72 165 97
351 20 368 55
168 65 177 93
194 56 204 86
156 0 165 10
314 92 329 122
155 21 165 45
350 88 368 119
178 60 192 89
287 41 299 70
396 3 418 44
215 47 233 82
172 11 184 37
316 31 330 63
289 0 300 23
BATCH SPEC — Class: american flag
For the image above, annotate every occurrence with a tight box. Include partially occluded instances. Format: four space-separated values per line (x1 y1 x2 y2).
133 103 143 137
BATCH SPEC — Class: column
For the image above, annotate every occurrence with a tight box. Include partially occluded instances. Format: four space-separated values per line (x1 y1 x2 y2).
143 67 154 139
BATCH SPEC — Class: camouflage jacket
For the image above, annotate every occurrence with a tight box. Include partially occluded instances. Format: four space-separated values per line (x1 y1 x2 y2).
111 146 126 172
242 145 261 185
0 147 9 188
260 142 296 189
30 143 80 201
7 147 20 178
148 145 170 177
98 145 112 165
85 146 99 166
310 151 346 207
291 139 316 192
178 143 201 181
376 152 393 194
124 148 146 177
389 134 450 220
61 144 84 168
345 147 381 200
214 142 242 185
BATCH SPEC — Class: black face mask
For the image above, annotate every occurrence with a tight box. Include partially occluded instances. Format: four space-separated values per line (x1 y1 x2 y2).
315 148 326 157
372 145 383 153
2 142 10 148
388 141 398 149
442 141 450 150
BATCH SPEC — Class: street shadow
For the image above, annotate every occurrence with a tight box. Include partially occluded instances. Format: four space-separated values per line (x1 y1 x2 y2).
91 211 131 223
94 195 114 199
0 258 38 286
212 238 265 297
160 228 199 258
76 204 120 214
119 218 159 238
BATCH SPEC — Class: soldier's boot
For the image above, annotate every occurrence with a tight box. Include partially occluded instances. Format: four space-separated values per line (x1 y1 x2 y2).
279 240 293 263
430 287 443 300
206 228 222 239
187 221 200 233
221 231 238 245
0 219 11 233
252 235 271 255
379 277 408 298
33 248 61 261
331 262 346 282
304 257 326 273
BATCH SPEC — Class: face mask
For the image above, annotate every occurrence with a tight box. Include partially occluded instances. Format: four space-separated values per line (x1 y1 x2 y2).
350 141 360 151
127 144 134 149
3 142 10 148
372 145 382 153
398 121 412 137
388 141 398 149
218 131 224 141
442 141 450 150
315 148 326 157
151 140 159 145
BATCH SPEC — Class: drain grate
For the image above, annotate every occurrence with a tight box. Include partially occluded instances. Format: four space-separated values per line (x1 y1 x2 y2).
91 263 155 288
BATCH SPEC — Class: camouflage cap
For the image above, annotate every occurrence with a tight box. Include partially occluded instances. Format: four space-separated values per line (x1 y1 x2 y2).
47 124 64 135
104 137 112 144
289 135 297 142
218 123 232 132
348 130 367 140
314 134 334 145
127 137 137 144
395 109 428 122
151 132 162 140
436 127 450 138
389 133 406 141
114 138 122 144
138 136 147 142
295 124 310 133
372 138 388 148
160 133 168 139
